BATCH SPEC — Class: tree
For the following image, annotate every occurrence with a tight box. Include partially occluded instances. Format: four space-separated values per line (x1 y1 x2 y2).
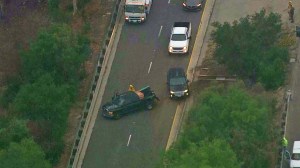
12 74 72 164
211 9 289 89
162 139 240 168
184 83 274 168
0 76 23 108
13 74 71 122
0 138 51 168
21 24 90 85
258 47 288 90
0 119 29 149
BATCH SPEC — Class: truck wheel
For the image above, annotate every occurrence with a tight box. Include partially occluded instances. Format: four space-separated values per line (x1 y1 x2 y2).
146 103 153 110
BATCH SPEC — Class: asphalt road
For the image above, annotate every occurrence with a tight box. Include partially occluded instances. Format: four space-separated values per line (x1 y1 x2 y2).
82 0 202 168
285 40 300 167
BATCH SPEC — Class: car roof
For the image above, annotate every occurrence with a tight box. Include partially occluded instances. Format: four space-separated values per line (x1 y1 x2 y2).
168 67 185 78
293 141 300 153
116 91 140 103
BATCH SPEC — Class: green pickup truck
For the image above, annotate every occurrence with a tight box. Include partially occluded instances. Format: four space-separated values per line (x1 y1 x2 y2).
101 86 159 119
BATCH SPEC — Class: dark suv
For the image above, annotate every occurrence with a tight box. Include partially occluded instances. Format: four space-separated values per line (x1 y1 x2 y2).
101 86 159 119
167 68 189 99
182 0 204 11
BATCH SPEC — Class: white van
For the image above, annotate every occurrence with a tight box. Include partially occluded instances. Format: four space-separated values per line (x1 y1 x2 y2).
291 141 300 168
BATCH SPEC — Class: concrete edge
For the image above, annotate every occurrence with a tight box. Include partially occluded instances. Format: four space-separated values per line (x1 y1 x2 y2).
72 1 125 167
165 0 216 151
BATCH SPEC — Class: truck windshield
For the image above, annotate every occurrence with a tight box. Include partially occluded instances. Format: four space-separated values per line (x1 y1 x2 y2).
171 34 187 41
125 5 145 13
112 96 125 106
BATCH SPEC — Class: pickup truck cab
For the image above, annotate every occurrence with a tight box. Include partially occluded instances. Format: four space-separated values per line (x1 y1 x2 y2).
101 86 159 119
168 22 192 54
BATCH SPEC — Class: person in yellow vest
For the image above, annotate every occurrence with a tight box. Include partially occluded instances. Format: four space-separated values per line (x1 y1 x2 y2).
282 136 288 149
289 1 293 8
288 1 295 23
128 84 135 91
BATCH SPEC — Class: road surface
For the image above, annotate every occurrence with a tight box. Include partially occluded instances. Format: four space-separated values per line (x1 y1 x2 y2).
82 0 203 168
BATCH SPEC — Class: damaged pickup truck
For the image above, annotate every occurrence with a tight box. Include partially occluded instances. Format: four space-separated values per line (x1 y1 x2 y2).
101 86 159 119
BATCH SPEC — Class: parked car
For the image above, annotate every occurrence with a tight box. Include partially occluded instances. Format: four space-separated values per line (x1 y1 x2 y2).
167 67 189 99
182 0 204 11
101 86 159 119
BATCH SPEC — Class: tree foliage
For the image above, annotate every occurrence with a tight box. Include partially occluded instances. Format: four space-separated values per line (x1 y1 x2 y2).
0 6 91 167
0 76 23 108
21 24 90 86
211 9 289 90
161 83 276 168
0 118 29 149
163 139 240 168
12 74 72 164
0 138 51 168
13 74 71 122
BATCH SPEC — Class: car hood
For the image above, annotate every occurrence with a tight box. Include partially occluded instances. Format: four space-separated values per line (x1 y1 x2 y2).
169 40 188 48
291 159 300 167
102 102 118 111
170 85 187 92
185 0 200 6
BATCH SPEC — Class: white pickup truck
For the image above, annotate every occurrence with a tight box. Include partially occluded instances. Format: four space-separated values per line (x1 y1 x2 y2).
290 141 300 168
168 22 192 54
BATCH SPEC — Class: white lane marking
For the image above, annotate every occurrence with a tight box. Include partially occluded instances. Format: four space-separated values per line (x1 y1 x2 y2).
158 26 163 37
127 134 132 146
168 0 171 4
148 62 152 74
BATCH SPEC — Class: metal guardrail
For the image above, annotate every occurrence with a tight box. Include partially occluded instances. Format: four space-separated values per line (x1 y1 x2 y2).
279 90 292 168
67 0 122 167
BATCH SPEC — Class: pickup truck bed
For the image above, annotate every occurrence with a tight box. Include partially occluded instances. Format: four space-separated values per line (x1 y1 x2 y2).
173 22 190 28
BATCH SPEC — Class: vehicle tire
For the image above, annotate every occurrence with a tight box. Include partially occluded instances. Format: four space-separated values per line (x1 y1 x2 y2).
146 103 153 110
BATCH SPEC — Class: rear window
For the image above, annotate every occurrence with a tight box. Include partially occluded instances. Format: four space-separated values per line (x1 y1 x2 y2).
112 92 139 106
171 34 187 41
